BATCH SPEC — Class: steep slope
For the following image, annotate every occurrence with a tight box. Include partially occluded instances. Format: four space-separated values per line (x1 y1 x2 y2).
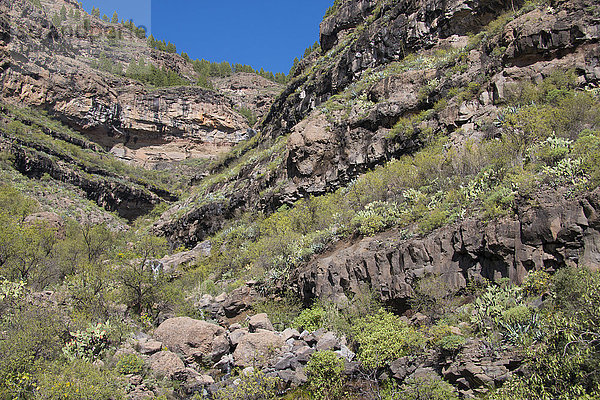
154 0 600 246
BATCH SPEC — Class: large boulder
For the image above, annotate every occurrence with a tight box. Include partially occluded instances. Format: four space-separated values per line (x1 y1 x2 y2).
154 317 229 364
233 329 285 367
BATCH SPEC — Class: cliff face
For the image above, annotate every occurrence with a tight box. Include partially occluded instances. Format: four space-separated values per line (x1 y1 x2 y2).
154 0 600 246
295 186 600 309
0 0 281 169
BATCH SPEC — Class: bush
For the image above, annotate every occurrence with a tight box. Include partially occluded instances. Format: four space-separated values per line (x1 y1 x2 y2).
501 305 532 325
437 334 466 354
352 310 426 369
410 275 454 316
491 267 600 399
305 351 345 400
293 305 326 332
521 270 551 297
351 201 401 236
0 300 65 399
36 359 125 400
252 294 303 331
116 353 145 375
400 374 459 400
213 369 281 400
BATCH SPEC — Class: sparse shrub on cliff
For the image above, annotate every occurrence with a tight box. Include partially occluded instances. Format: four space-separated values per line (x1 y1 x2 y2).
351 201 401 236
323 0 342 20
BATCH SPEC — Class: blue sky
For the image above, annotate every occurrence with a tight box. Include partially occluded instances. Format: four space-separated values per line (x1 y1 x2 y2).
79 0 332 74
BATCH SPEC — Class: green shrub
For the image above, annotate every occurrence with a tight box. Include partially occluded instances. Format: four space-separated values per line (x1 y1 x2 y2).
116 353 145 375
36 359 125 400
400 374 459 400
351 201 401 236
293 305 326 332
352 310 426 369
0 300 65 399
501 305 532 325
483 186 515 219
418 207 449 234
305 351 345 400
573 129 600 187
213 369 281 400
437 334 466 353
521 270 551 297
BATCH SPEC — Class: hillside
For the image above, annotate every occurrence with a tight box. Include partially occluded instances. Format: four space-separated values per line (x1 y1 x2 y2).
1 0 600 399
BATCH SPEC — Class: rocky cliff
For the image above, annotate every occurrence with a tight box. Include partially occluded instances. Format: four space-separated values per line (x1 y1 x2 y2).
295 186 600 310
0 0 282 169
154 0 600 246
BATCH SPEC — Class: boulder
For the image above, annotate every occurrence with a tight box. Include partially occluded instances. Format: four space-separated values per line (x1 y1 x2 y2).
178 368 215 394
229 328 248 347
136 338 163 355
233 329 285 367
147 351 185 379
281 328 300 342
222 286 256 318
316 331 339 351
154 317 228 364
248 313 274 332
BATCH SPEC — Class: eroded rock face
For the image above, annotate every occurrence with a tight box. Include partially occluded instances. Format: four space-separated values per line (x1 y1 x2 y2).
154 317 229 364
213 73 283 123
0 0 283 169
295 187 600 309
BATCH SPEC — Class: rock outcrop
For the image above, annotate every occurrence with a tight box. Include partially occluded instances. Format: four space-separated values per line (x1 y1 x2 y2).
1 0 281 169
295 187 600 308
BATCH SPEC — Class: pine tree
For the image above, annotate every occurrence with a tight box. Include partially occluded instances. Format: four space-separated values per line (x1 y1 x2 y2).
102 14 109 22
60 5 67 21
91 7 100 18
166 42 177 53
135 26 146 39
289 57 300 76
83 18 90 30
111 12 118 24
74 9 80 20
220 61 232 76
147 34 156 48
